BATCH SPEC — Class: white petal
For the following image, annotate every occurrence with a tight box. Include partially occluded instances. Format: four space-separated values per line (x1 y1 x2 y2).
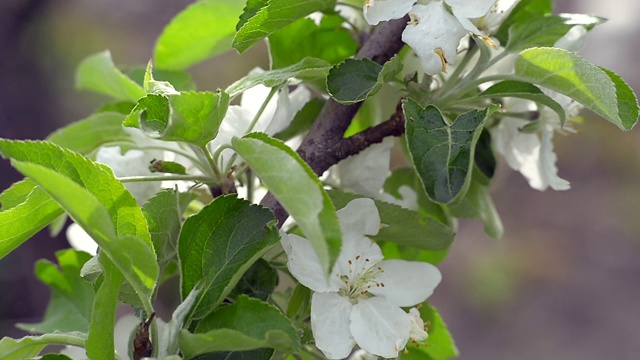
554 25 587 52
369 259 442 306
281 232 337 292
337 198 381 238
408 307 429 342
59 345 87 359
378 185 419 210
329 137 394 198
350 297 411 358
539 126 570 191
402 3 467 75
66 223 98 255
114 314 140 360
446 0 497 19
311 292 355 359
96 147 162 204
264 86 311 135
363 0 416 26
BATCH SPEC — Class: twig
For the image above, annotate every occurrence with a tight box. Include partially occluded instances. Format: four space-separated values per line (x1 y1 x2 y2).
261 15 409 225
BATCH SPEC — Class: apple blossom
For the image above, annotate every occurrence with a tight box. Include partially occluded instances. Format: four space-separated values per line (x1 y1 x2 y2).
363 0 497 74
490 26 587 191
281 198 441 358
208 68 311 172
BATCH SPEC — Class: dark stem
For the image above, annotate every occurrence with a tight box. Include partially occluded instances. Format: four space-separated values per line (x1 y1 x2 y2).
261 17 410 225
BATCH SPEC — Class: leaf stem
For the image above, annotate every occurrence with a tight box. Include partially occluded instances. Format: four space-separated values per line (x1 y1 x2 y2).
118 174 213 183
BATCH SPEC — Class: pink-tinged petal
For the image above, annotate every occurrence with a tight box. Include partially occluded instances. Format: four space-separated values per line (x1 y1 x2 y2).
402 3 467 75
369 259 442 306
281 233 337 292
311 292 356 359
363 0 416 26
350 297 411 358
446 0 497 19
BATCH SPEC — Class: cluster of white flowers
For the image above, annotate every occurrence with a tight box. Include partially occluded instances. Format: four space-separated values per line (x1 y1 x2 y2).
282 198 441 358
364 0 498 74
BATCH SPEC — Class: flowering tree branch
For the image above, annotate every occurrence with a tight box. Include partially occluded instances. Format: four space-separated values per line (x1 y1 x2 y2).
262 17 409 225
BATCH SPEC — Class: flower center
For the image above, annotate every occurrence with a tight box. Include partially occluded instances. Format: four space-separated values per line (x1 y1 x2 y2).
337 254 385 302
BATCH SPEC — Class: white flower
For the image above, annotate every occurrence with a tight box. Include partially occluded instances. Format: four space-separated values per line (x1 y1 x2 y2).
281 198 441 359
474 0 520 36
66 222 98 255
209 68 311 171
364 0 497 75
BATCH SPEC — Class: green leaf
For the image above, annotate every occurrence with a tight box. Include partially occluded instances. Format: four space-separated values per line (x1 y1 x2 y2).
268 15 357 69
449 169 503 240
143 189 195 271
399 303 458 360
39 355 74 360
86 255 122 360
514 47 639 131
233 0 337 53
274 98 325 141
0 180 63 260
328 190 454 251
403 100 498 204
129 68 196 92
76 50 145 102
179 195 280 320
149 160 187 175
494 0 553 45
474 129 496 183
158 287 201 358
231 133 341 273
0 140 158 310
46 112 134 155
16 250 95 334
124 90 230 147
0 332 86 360
228 258 278 302
505 14 602 52
179 295 300 357
327 56 402 104
191 349 274 360
154 0 247 70
479 80 565 125
226 57 331 98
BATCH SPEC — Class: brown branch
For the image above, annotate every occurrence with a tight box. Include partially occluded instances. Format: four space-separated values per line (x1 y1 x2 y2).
261 17 410 226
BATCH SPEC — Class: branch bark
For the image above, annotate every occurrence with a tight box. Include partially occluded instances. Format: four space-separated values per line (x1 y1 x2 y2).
261 17 409 225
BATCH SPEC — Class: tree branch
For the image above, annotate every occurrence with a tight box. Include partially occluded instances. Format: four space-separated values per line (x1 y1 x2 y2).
261 16 410 225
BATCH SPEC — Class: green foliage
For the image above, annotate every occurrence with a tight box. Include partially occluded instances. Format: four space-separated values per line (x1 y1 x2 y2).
228 258 278 302
232 133 341 274
403 100 498 205
494 0 553 45
179 295 300 357
233 0 337 53
125 90 230 148
0 140 157 311
46 112 134 155
479 81 565 125
154 0 247 70
268 15 358 69
76 51 145 102
514 47 639 131
178 195 280 320
86 255 122 360
17 250 95 334
327 55 402 104
505 14 603 52
0 332 86 360
226 57 332 98
0 180 63 260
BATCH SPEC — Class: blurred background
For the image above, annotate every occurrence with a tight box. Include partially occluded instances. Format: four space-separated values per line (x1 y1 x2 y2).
1 1 639 359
